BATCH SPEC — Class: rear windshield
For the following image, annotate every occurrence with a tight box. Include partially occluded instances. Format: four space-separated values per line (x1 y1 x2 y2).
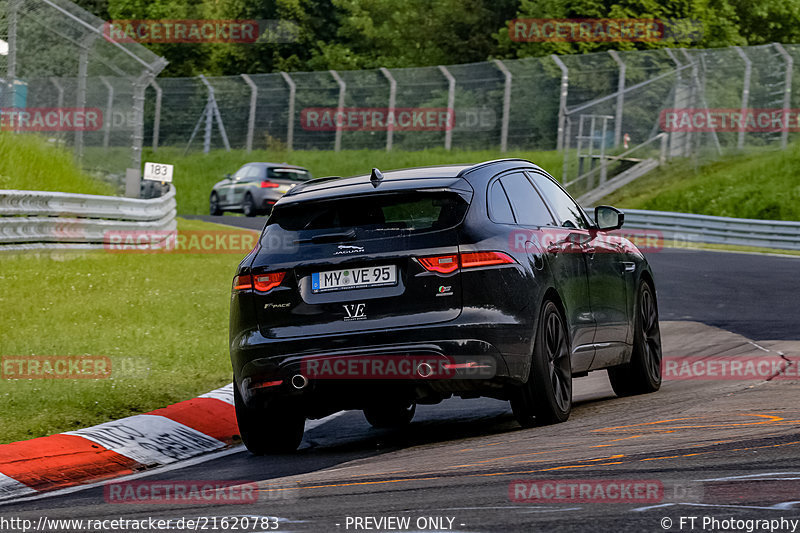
269 192 469 235
268 168 312 181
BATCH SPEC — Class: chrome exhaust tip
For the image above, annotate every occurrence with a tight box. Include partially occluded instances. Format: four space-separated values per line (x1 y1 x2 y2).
290 374 308 390
416 362 434 378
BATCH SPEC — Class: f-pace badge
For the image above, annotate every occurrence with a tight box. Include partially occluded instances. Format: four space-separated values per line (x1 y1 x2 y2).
343 303 367 321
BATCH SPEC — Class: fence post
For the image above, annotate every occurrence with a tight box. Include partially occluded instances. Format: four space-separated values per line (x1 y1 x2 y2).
130 71 153 172
241 74 257 153
658 132 668 165
198 74 231 152
734 46 751 151
608 50 626 147
99 76 114 150
774 43 793 150
492 59 512 152
49 77 65 145
438 65 455 150
666 49 688 157
280 72 296 151
150 79 162 152
379 67 397 152
75 33 97 164
552 55 569 151
4 0 19 108
330 70 346 152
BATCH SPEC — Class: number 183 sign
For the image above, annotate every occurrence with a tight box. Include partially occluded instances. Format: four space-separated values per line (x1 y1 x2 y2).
143 162 174 182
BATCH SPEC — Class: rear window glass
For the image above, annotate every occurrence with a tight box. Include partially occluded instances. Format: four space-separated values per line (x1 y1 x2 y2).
270 192 469 235
268 168 312 181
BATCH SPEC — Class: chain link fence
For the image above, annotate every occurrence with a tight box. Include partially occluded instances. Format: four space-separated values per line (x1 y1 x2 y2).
0 0 166 188
144 44 800 176
2 2 799 199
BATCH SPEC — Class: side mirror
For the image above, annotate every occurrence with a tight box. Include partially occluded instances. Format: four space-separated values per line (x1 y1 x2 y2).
595 205 624 231
223 173 232 181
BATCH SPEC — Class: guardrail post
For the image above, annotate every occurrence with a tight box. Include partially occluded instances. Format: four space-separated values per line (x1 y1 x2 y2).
241 74 258 153
608 50 626 148
552 55 569 151
150 79 162 152
774 43 793 150
280 72 296 151
99 77 114 150
492 59 512 152
438 65 455 150
379 67 397 152
330 70 346 152
734 47 752 151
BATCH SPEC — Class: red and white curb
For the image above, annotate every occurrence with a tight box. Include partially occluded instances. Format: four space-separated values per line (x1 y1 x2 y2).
0 383 239 502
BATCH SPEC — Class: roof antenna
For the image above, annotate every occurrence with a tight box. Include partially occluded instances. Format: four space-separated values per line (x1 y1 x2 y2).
370 168 384 188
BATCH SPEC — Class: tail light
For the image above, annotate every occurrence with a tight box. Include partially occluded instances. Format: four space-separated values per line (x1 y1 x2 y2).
418 251 514 274
461 251 515 268
232 271 286 292
253 272 285 292
418 254 459 274
233 274 252 291
260 181 279 188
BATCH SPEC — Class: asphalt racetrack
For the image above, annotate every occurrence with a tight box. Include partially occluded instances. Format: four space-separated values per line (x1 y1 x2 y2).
5 216 799 532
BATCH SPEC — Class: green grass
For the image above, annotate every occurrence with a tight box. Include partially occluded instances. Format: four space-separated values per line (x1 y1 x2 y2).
0 133 114 195
0 218 252 444
599 145 800 221
141 147 565 215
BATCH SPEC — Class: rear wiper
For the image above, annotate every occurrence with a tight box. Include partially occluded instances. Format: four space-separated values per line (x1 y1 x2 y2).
295 230 357 245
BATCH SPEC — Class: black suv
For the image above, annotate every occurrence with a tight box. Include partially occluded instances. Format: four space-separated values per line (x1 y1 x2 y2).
230 159 662 454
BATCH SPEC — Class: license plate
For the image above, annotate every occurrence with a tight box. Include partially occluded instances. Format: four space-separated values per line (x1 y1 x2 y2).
311 265 397 293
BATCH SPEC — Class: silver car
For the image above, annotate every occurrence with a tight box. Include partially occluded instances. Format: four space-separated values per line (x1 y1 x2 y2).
209 163 312 217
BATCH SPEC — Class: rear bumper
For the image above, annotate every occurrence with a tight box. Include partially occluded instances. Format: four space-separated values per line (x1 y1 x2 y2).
231 320 530 409
251 189 281 209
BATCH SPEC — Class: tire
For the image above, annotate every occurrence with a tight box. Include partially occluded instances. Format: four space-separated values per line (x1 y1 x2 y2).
510 299 572 428
608 280 662 397
233 381 305 454
209 192 222 216
242 193 258 217
363 401 416 428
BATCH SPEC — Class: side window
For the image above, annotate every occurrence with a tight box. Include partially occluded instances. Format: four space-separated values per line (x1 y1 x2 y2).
488 180 515 224
244 165 263 181
233 165 250 180
529 172 589 229
499 172 555 227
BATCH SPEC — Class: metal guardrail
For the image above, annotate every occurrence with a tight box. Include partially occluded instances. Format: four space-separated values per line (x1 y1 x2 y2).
620 209 800 251
0 187 176 250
